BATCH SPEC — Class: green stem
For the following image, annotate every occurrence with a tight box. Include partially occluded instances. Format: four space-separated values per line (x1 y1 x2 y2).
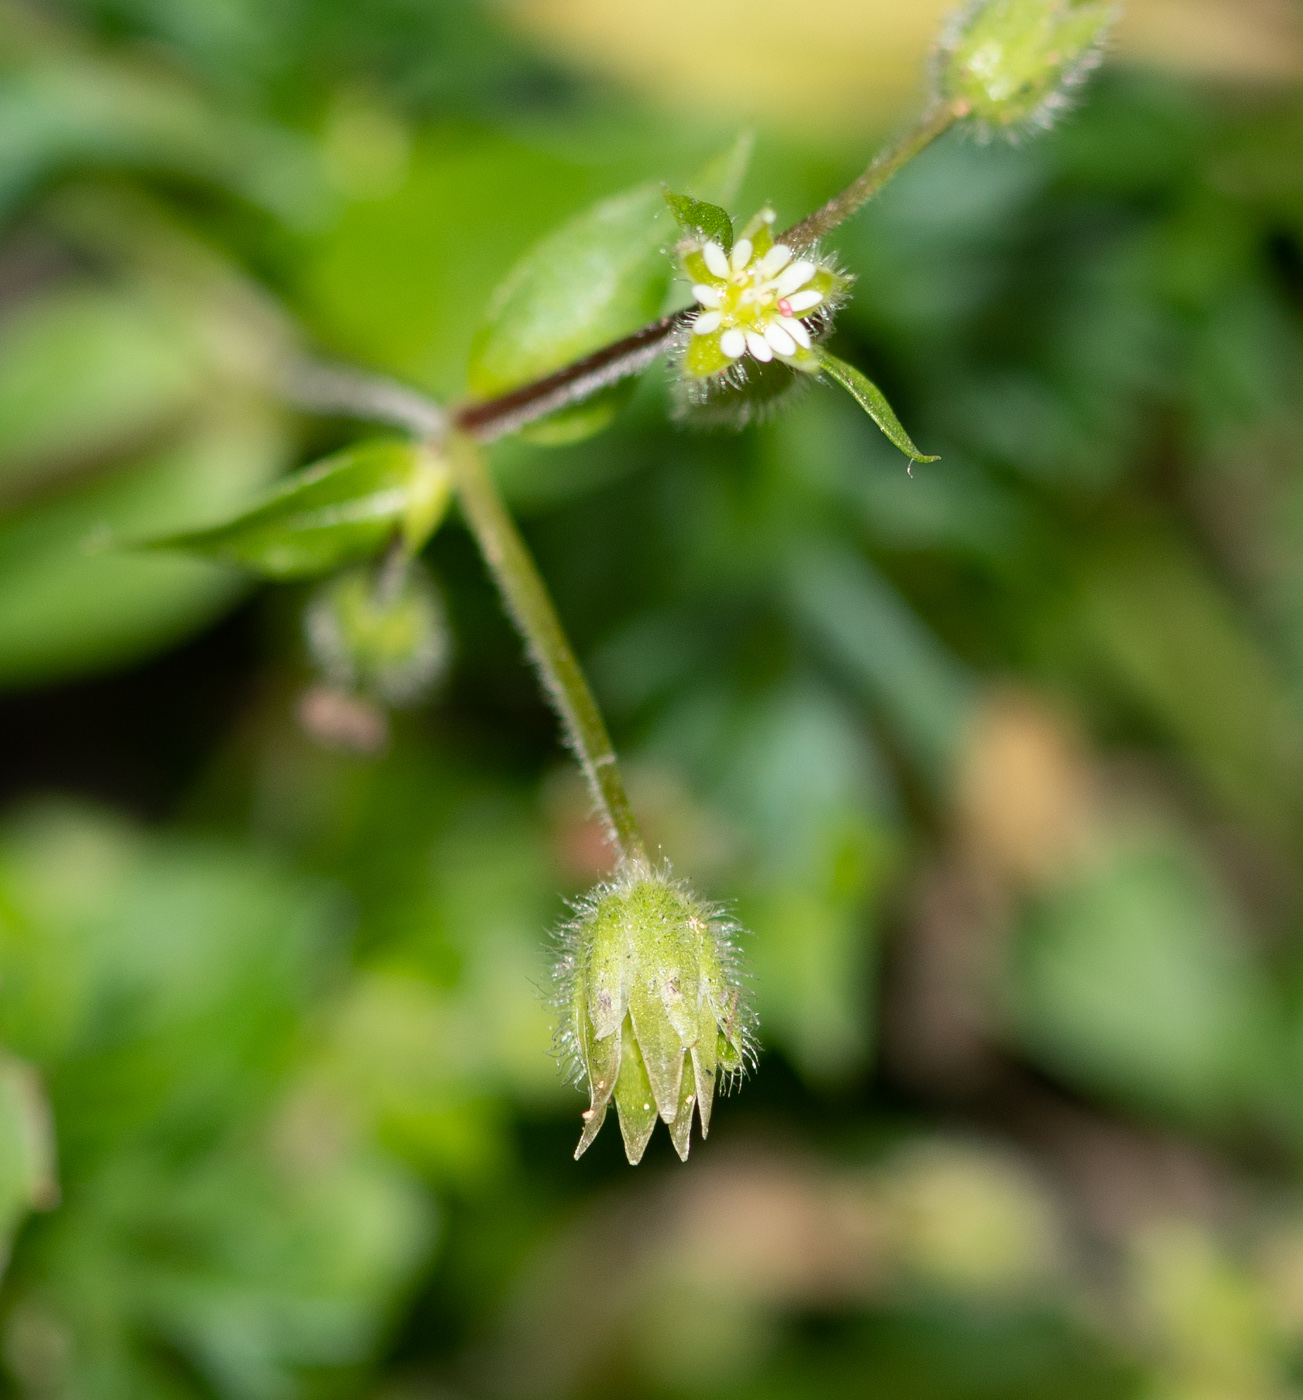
447 433 647 868
779 100 964 249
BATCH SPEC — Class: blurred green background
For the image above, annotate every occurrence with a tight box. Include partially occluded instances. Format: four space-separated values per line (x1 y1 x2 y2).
6 0 1303 1396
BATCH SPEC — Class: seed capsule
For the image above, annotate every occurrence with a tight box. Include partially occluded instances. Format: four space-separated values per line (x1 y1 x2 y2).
556 867 754 1165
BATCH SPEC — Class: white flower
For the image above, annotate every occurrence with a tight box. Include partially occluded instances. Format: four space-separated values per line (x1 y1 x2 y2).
679 209 848 380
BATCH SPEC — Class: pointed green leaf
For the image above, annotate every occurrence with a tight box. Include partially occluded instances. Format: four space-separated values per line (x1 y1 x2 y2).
134 439 451 580
818 350 940 464
468 180 671 446
468 135 754 445
663 189 733 251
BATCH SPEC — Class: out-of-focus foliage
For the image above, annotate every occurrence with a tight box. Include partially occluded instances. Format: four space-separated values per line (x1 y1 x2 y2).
6 0 1303 1397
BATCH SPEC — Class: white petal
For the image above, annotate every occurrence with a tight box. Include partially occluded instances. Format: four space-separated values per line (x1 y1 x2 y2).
745 330 774 362
693 310 723 335
780 316 812 348
775 259 817 296
720 328 747 359
765 322 796 356
702 242 730 279
692 284 722 308
730 238 753 273
760 244 793 277
785 288 823 313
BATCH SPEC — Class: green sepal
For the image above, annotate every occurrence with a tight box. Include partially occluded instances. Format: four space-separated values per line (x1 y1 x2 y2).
818 351 940 464
664 189 733 252
717 1024 745 1074
629 978 687 1124
131 440 451 580
680 247 716 286
808 266 850 305
668 1054 697 1163
737 207 777 256
613 1022 660 1165
691 1034 718 1138
573 1004 621 1160
683 333 732 379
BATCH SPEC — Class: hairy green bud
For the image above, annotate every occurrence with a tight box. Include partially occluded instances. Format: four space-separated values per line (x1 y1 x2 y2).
305 560 448 706
556 867 754 1165
936 0 1119 136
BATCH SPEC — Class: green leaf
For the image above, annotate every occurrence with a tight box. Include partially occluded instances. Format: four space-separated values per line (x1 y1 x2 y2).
0 286 203 497
467 135 754 446
1010 829 1267 1123
467 180 672 444
0 1055 55 1278
0 410 288 688
137 439 452 580
663 189 733 251
818 351 940 464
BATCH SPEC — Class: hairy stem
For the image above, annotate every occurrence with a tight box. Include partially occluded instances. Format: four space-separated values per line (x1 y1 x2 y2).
447 432 648 867
780 101 964 248
440 104 962 443
289 109 961 447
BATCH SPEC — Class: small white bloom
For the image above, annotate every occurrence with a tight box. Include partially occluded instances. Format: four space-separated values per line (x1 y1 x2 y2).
765 322 796 357
720 328 747 359
774 260 817 297
780 316 812 349
783 289 823 314
679 210 849 379
702 241 731 279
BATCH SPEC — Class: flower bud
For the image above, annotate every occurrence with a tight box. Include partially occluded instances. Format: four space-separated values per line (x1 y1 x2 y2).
556 867 754 1165
305 559 449 707
936 0 1119 135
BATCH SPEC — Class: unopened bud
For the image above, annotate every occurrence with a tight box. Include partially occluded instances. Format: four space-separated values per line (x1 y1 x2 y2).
936 0 1119 135
305 559 448 707
556 867 754 1165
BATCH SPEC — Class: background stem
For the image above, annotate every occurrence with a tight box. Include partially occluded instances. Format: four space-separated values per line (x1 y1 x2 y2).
447 433 647 868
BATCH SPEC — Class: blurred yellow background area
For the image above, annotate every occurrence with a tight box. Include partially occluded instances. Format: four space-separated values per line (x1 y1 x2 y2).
503 0 1303 132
